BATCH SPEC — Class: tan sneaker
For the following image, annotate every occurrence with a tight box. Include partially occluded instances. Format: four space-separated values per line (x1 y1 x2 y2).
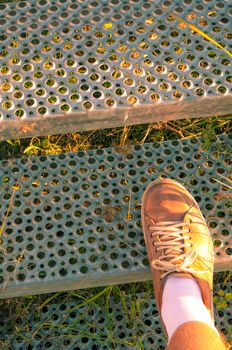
141 178 214 335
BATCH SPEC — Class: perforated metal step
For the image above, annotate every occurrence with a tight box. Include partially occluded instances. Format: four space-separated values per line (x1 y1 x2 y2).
0 282 231 350
0 134 231 298
0 0 232 141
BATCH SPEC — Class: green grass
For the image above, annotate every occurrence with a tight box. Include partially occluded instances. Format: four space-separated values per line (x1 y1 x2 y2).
0 115 231 160
0 274 231 349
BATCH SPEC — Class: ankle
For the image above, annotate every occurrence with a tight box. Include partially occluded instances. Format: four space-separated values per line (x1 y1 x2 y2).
161 275 215 340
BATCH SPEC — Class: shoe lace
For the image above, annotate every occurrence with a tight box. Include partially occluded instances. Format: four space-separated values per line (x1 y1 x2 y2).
150 220 207 279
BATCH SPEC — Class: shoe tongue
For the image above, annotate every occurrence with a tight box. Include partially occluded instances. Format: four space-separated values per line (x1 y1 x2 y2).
152 219 186 265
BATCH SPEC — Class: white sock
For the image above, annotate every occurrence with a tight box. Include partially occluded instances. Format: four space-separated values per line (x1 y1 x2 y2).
161 275 218 340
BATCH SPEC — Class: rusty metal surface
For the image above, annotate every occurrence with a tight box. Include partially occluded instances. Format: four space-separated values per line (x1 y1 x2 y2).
0 0 232 140
0 134 231 298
